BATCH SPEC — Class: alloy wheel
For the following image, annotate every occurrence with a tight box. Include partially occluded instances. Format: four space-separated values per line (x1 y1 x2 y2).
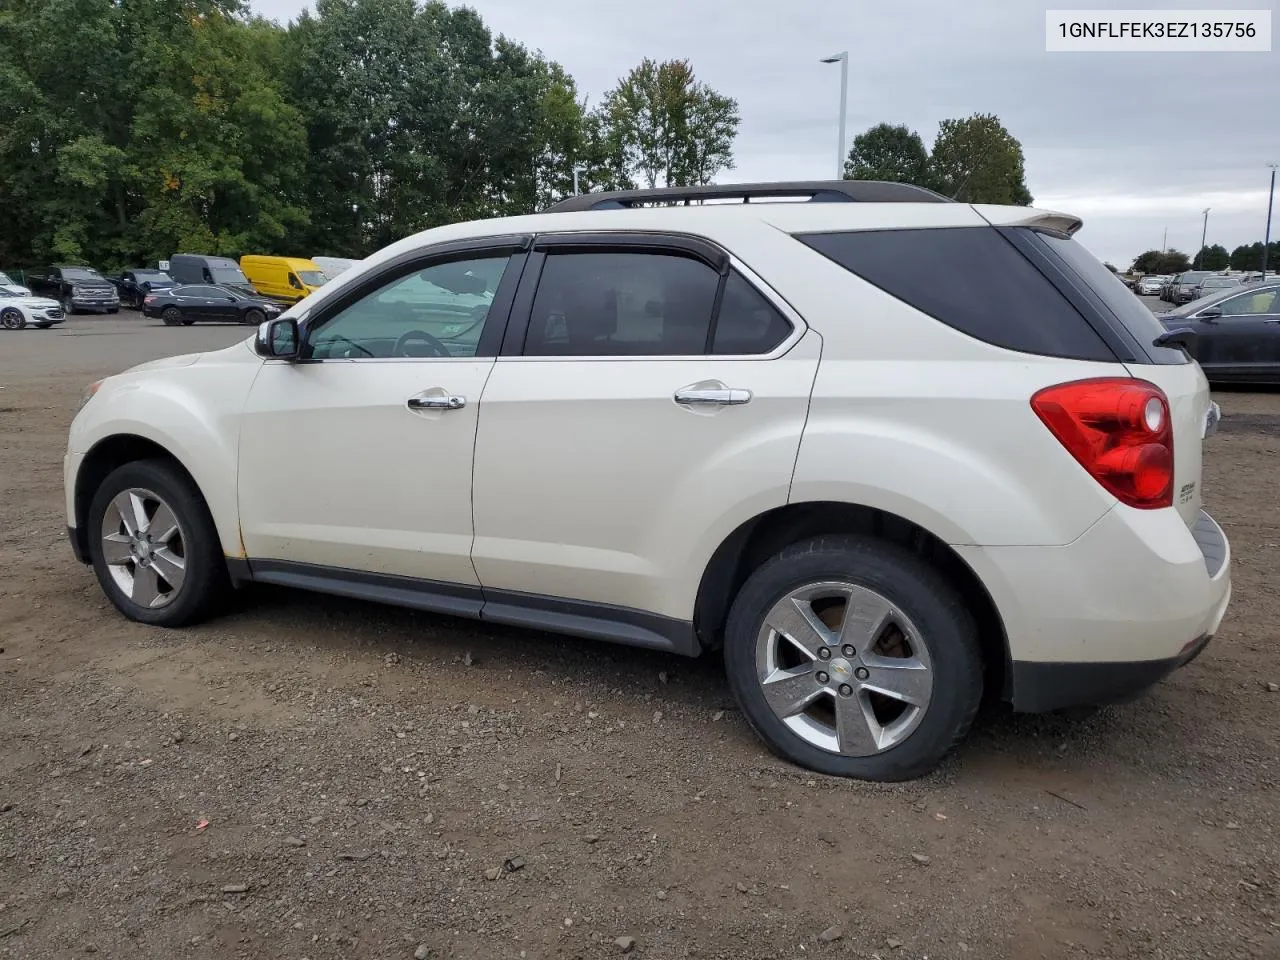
98 488 187 609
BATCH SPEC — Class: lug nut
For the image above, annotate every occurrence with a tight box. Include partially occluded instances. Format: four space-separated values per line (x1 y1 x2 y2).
842 644 855 657
815 671 829 685
854 667 870 680
838 683 853 697
817 647 832 660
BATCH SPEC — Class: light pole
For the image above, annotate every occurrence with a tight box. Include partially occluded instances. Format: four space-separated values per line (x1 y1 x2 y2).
572 165 586 196
1197 207 1209 268
1263 163 1277 279
820 51 849 180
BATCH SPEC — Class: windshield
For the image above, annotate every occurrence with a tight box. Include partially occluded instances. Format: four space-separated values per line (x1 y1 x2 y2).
1201 278 1235 287
137 271 172 283
0 272 13 285
298 271 329 287
64 268 102 280
212 269 248 284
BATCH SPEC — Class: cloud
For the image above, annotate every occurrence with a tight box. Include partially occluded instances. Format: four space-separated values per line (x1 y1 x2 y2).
250 0 1278 266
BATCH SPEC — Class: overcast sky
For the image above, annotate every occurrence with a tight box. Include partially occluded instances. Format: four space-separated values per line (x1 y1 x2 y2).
249 0 1277 267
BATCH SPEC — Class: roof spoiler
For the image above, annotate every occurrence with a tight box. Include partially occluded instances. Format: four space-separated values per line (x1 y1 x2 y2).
543 180 952 212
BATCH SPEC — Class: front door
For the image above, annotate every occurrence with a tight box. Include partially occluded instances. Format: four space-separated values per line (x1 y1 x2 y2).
1193 287 1280 379
471 237 820 626
237 245 526 594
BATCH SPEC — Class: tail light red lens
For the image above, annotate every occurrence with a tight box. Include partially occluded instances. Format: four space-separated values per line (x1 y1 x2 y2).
1031 378 1174 509
143 295 155 305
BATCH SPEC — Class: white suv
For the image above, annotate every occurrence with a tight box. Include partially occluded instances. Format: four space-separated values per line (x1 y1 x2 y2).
64 181 1231 781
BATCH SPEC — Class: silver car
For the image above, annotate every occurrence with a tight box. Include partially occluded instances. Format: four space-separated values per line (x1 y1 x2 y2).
1136 275 1168 296
0 289 66 329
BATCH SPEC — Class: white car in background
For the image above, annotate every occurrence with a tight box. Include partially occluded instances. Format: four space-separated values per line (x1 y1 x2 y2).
1136 275 1168 296
0 270 32 296
0 288 65 329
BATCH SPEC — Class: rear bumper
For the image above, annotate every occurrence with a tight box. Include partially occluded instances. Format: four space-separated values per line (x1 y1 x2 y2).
958 507 1231 712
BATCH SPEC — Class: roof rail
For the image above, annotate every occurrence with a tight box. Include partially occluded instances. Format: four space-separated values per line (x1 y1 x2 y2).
542 180 951 213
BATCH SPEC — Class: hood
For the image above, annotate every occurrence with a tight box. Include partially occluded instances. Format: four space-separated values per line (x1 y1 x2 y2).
3 295 59 309
123 352 204 375
0 284 32 296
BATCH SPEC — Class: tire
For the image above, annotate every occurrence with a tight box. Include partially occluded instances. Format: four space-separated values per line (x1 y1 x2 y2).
723 534 982 782
1 307 25 330
244 308 265 326
181 319 195 326
86 459 229 627
62 295 76 315
108 307 119 314
162 307 182 326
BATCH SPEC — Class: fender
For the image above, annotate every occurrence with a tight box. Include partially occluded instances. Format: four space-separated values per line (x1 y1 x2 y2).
68 341 263 558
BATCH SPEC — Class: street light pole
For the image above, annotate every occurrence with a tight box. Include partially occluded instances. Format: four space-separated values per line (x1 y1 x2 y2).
572 165 586 196
820 51 849 180
1263 164 1277 279
1197 207 1209 268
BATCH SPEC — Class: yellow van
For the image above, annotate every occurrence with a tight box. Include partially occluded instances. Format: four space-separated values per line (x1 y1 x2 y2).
239 256 329 303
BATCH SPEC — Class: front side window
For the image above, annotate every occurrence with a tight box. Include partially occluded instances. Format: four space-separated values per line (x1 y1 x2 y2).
298 271 328 286
523 251 720 357
1218 289 1279 316
306 254 509 359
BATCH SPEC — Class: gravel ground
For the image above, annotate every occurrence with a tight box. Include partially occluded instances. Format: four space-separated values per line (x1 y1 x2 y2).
1 313 1278 960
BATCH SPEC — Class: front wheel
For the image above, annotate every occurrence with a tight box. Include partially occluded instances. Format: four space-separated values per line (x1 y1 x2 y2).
87 459 228 627
723 535 982 782
243 308 265 326
62 296 75 315
1 307 25 330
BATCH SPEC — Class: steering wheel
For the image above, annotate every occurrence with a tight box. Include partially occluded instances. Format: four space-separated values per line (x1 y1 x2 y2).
393 329 451 358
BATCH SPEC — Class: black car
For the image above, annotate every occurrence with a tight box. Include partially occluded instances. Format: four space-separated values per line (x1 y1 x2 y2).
111 269 176 308
26 265 120 314
1156 282 1280 384
141 284 284 326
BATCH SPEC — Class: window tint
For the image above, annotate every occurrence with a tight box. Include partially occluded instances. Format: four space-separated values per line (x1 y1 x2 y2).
712 271 792 354
307 255 509 359
181 286 219 298
1218 289 1278 316
796 227 1114 361
523 251 719 356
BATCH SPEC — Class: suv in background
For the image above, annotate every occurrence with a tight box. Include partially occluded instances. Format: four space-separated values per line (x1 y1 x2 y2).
27 265 120 314
63 181 1231 782
1170 271 1213 304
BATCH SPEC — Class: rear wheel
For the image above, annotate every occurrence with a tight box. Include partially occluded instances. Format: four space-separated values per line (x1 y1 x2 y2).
162 307 182 326
1 307 25 330
723 535 982 782
87 459 228 627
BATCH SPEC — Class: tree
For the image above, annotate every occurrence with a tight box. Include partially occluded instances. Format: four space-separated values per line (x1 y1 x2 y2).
1193 244 1229 270
1103 261 1118 273
1132 249 1192 274
843 123 929 184
1229 242 1280 271
928 113 1032 204
598 58 739 190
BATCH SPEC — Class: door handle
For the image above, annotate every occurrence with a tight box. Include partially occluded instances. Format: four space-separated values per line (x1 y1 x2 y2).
407 392 466 411
674 382 752 406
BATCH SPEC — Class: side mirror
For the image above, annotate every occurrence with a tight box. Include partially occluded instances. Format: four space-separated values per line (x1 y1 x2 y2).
255 317 300 359
1198 306 1222 322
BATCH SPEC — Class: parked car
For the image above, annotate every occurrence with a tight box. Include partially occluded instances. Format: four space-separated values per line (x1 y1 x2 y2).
240 255 329 304
1188 275 1241 300
26 265 120 314
140 284 285 325
65 180 1230 782
1170 271 1214 304
312 256 360 277
167 254 255 293
1136 275 1168 296
111 269 176 308
0 288 65 329
1156 282 1280 384
0 270 32 295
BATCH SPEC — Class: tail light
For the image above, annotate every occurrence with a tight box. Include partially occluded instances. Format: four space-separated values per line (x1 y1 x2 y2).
143 295 155 305
1031 378 1173 509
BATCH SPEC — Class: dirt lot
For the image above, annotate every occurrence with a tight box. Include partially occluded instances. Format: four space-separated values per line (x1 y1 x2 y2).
2 313 1278 960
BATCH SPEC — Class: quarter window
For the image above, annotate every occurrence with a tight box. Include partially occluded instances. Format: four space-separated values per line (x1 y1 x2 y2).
306 255 510 359
712 270 793 355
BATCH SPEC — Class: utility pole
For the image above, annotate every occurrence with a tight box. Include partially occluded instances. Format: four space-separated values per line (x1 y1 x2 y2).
572 165 586 197
1197 208 1209 269
820 52 849 180
1263 164 1277 279
1162 227 1167 252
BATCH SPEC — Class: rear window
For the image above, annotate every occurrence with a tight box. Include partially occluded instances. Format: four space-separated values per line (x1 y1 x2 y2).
1032 232 1187 364
794 227 1115 361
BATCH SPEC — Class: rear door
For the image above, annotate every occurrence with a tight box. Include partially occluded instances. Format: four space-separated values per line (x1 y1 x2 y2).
470 233 819 624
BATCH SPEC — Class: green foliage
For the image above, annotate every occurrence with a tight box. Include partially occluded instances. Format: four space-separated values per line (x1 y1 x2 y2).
843 123 929 185
1 1 738 269
1132 249 1192 274
1193 244 1230 270
1228 242 1280 271
596 58 740 190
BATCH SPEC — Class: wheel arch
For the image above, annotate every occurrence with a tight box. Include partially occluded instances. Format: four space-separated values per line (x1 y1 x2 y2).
693 500 1011 701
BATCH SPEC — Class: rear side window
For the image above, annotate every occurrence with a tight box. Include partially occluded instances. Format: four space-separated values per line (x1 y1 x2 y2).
795 227 1115 361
